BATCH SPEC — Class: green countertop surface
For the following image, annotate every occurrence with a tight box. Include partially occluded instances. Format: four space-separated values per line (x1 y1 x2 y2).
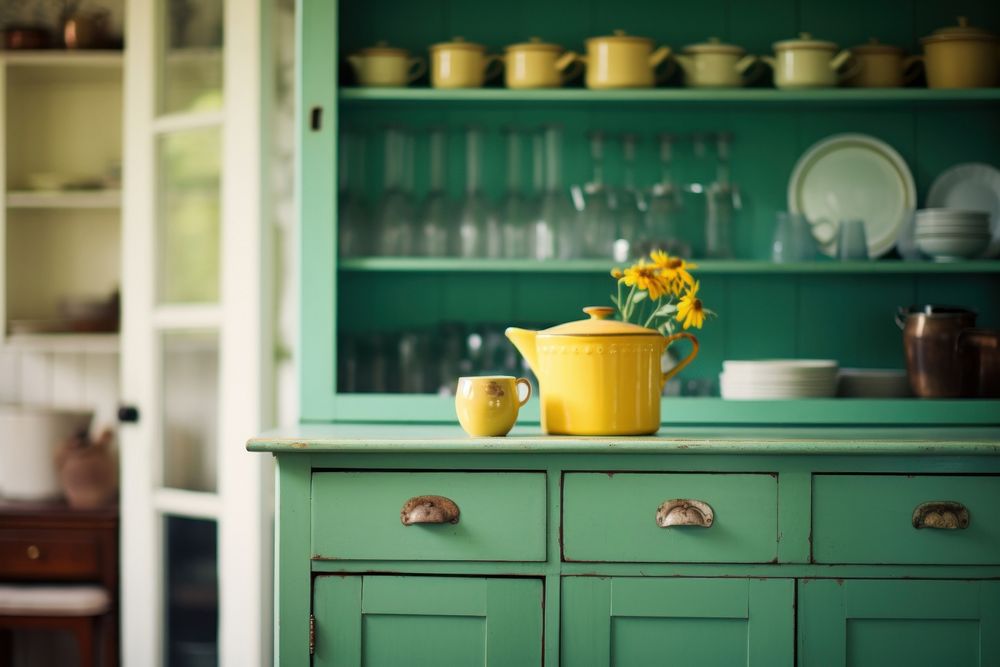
248 424 1000 455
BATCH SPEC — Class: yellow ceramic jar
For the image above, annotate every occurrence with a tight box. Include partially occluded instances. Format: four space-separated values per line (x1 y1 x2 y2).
503 37 581 88
919 17 1000 89
556 30 673 89
455 376 531 437
674 37 762 87
430 37 503 89
763 33 855 88
844 39 921 88
347 42 426 87
505 306 699 436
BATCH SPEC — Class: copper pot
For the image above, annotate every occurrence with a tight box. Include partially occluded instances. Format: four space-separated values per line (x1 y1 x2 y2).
896 305 976 398
958 329 1000 398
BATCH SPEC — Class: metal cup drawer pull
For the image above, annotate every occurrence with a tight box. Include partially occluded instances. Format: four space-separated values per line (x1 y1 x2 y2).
655 499 714 528
401 495 461 525
25 545 41 560
912 501 970 530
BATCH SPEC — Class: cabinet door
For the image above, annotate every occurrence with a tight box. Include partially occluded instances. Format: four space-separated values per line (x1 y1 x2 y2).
313 575 543 666
561 577 793 666
799 579 1000 666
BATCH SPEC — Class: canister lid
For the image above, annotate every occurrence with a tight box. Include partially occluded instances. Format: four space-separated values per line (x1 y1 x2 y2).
850 37 903 54
683 37 745 55
430 36 486 52
357 41 409 56
773 32 838 51
586 29 653 46
921 16 998 45
506 36 562 52
541 306 658 336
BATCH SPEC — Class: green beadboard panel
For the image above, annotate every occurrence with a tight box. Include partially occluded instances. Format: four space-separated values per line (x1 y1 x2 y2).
811 474 1000 565
561 577 793 666
313 575 543 667
311 471 547 561
798 579 1000 667
562 473 778 563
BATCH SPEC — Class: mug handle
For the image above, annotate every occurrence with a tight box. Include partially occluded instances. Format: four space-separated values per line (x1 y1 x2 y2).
407 56 427 84
902 54 924 85
484 54 504 81
515 377 532 407
661 333 699 385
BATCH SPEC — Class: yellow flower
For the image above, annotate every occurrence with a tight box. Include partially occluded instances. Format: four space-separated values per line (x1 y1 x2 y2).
651 250 697 293
623 261 670 300
677 281 706 330
611 267 624 279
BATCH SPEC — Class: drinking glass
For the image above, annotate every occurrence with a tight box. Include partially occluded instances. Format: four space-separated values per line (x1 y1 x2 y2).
771 212 819 262
374 126 417 256
501 128 531 258
613 133 645 262
532 126 578 260
704 132 738 259
418 127 451 257
837 219 869 260
578 131 616 259
338 129 370 257
645 133 687 257
455 127 498 258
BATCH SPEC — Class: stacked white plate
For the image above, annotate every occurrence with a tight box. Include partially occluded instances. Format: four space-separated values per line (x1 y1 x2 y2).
914 209 992 260
720 360 839 400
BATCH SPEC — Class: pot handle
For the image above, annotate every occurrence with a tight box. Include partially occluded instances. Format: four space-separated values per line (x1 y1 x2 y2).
483 54 504 81
652 46 676 84
833 50 861 81
407 56 427 84
738 54 767 84
558 55 585 84
902 54 924 84
661 332 699 386
556 50 583 73
895 306 908 330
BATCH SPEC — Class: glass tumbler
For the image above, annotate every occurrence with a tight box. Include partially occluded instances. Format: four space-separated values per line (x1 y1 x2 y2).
837 219 869 260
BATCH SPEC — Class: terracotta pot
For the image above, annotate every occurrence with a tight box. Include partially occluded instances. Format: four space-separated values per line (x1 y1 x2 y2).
57 429 118 509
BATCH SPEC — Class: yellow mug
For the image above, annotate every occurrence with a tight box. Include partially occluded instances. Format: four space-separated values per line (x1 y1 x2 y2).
455 376 531 437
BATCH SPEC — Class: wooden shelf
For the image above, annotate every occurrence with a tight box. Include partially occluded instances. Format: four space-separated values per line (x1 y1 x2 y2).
2 333 119 354
325 395 1000 426
339 257 1000 274
340 87 1000 106
6 190 121 209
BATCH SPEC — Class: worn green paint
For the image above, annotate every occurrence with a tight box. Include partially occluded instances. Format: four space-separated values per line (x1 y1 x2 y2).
812 474 1000 565
562 473 778 563
798 579 1000 666
313 576 542 666
273 455 312 666
311 471 546 561
561 577 793 666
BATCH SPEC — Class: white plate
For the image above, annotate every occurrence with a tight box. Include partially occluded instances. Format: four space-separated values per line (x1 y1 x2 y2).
788 133 915 258
927 163 1000 258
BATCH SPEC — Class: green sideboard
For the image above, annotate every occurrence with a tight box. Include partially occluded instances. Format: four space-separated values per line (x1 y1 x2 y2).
250 425 1000 665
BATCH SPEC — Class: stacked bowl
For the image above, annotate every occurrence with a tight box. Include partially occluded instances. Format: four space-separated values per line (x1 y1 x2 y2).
720 360 839 399
914 209 992 260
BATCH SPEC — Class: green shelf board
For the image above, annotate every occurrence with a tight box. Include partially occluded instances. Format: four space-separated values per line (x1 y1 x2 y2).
340 87 1000 106
323 395 1000 426
339 257 1000 274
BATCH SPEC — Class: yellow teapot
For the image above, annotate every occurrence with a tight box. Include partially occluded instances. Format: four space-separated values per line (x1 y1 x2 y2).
505 306 699 436
557 30 673 89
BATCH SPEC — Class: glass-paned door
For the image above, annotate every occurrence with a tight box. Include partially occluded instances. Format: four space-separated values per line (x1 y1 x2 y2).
120 0 269 665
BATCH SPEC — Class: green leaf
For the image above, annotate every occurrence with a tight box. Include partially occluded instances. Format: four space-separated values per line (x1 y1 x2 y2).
653 303 677 317
632 290 648 303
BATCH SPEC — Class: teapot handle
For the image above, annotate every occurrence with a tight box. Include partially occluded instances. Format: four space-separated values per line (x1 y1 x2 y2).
661 333 699 386
833 50 861 81
483 54 504 81
407 56 427 84
902 55 924 84
895 307 908 330
651 46 676 84
737 54 767 84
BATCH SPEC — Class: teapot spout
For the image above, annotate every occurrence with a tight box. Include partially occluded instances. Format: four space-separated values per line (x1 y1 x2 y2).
505 327 540 375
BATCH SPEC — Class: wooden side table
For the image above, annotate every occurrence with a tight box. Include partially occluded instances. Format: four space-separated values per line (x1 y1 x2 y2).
0 502 118 667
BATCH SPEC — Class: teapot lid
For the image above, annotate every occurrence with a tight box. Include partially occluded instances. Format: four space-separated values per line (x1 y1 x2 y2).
683 37 745 55
506 36 562 52
850 37 903 54
773 32 837 51
586 29 653 46
541 306 658 336
430 36 487 52
921 16 997 44
357 40 409 56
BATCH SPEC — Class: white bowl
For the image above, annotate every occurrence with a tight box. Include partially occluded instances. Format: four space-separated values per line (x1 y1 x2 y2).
916 234 991 259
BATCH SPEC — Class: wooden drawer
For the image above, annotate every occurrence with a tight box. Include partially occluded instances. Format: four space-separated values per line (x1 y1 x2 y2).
562 473 778 563
0 529 101 580
311 472 546 561
812 474 1000 564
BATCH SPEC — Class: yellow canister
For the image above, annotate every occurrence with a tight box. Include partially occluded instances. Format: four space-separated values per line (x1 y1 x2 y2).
430 37 503 89
919 17 1000 89
505 306 699 435
347 42 426 87
556 30 673 89
503 37 581 88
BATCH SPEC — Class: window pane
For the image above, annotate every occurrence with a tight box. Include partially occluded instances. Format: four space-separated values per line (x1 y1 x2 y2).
164 515 218 667
162 331 218 492
157 128 220 304
161 0 224 114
